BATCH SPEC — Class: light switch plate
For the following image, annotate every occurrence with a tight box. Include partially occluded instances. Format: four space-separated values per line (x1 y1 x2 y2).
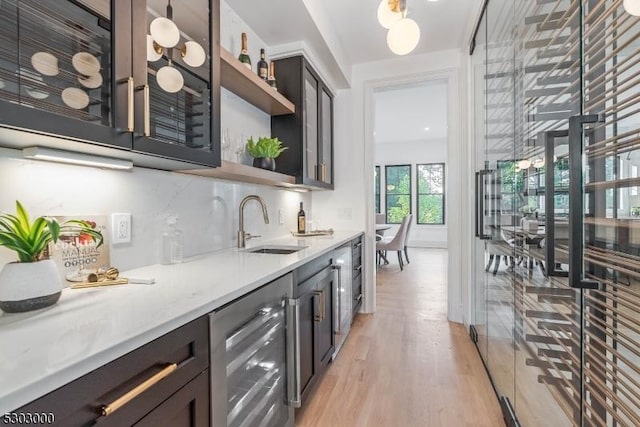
278 209 284 225
111 213 131 244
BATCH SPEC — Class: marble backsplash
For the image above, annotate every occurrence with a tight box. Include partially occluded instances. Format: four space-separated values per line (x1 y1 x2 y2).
0 147 310 271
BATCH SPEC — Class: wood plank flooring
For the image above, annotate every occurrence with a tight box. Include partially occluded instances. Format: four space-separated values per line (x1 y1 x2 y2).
295 248 505 427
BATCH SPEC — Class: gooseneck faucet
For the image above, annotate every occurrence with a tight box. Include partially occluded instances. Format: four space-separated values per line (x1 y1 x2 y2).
238 195 270 248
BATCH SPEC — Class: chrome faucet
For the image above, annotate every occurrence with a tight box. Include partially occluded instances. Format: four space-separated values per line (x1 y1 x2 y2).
237 195 270 248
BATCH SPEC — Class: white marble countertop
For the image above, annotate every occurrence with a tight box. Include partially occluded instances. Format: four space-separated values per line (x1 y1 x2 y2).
0 230 363 414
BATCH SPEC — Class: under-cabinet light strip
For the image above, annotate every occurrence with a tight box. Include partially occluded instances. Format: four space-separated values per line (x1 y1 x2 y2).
22 147 133 170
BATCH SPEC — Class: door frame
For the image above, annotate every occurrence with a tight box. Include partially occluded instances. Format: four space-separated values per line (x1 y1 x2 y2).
363 67 466 323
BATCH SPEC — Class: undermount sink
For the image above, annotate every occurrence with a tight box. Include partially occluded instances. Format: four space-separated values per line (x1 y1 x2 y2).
244 245 308 255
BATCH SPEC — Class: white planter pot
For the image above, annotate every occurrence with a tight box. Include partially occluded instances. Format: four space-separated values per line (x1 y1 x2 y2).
0 259 62 313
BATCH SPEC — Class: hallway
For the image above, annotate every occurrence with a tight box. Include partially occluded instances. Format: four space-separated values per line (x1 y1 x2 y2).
295 249 504 427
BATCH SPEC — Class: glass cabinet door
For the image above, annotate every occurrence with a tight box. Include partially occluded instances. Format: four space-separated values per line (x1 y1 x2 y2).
303 68 319 182
0 0 131 148
131 0 219 166
320 88 333 185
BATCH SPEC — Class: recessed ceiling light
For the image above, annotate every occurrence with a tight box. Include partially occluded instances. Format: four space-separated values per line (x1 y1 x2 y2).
424 127 430 131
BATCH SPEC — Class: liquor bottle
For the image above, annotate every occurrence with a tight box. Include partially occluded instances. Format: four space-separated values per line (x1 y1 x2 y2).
257 48 268 81
267 61 277 90
238 32 251 70
297 202 306 234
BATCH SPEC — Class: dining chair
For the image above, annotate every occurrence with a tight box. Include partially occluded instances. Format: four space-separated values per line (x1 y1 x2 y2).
377 214 412 271
375 213 386 224
403 217 413 264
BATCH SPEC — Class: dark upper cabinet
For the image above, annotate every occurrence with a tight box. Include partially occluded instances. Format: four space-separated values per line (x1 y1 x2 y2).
271 56 333 189
0 0 220 167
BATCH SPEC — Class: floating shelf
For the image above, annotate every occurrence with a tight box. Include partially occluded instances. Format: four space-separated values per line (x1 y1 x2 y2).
182 160 296 188
220 48 295 116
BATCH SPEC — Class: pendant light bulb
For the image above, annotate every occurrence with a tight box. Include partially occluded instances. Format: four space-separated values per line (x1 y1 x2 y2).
387 18 420 55
150 17 180 48
156 65 184 93
517 159 532 169
624 0 640 16
147 35 163 62
377 0 402 29
181 41 206 67
533 158 545 169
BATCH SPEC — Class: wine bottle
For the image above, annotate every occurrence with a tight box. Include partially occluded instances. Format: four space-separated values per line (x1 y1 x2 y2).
238 32 251 70
268 61 277 90
257 48 268 81
297 202 306 234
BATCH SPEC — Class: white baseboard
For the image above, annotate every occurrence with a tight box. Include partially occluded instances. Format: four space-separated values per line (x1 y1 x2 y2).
408 240 448 249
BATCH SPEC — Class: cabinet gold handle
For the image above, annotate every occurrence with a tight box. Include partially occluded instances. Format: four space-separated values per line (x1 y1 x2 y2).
119 77 134 132
313 290 324 322
143 84 150 136
101 363 177 416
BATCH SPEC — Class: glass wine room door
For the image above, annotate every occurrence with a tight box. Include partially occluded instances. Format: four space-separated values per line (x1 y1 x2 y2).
472 0 640 425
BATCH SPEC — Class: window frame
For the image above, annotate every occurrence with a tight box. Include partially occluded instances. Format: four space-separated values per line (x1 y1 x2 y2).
385 164 412 224
416 163 446 225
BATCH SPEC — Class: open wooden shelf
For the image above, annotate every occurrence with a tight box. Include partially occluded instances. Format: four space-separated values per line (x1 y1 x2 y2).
220 48 295 116
181 160 296 187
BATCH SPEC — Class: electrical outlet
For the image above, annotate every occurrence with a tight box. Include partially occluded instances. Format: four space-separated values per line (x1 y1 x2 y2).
111 213 131 244
278 209 284 225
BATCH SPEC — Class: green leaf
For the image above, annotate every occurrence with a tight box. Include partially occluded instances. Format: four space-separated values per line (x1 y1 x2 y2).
46 217 60 243
15 200 31 233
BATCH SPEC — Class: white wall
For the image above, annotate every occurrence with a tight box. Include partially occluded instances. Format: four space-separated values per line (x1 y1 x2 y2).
0 148 310 271
312 49 471 323
375 138 448 248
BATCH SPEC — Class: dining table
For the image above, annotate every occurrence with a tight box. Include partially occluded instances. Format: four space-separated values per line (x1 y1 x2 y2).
375 224 392 265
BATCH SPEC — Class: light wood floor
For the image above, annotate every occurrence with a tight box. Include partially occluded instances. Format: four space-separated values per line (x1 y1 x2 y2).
295 248 505 427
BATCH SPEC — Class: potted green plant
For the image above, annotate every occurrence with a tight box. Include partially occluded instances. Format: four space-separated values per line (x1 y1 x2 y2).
245 136 288 171
0 201 103 313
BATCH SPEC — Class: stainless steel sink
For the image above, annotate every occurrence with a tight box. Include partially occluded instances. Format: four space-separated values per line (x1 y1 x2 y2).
244 245 308 255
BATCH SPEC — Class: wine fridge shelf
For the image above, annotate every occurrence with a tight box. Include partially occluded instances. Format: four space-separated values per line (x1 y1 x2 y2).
220 47 295 116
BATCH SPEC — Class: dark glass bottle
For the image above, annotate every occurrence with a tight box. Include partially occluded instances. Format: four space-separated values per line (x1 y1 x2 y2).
257 48 268 81
238 33 251 69
297 202 306 234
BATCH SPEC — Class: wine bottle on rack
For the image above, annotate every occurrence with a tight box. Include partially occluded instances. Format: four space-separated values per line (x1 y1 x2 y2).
268 62 277 90
238 33 251 70
297 202 306 234
257 48 268 81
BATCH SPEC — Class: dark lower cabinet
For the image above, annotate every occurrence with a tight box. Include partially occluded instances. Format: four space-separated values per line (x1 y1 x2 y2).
134 370 209 427
294 256 335 406
17 316 209 427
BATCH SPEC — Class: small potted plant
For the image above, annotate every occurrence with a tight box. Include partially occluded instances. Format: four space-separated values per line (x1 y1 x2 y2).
0 201 103 313
246 136 288 171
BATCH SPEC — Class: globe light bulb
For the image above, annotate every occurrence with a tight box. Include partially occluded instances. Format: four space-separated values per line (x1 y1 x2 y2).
147 35 163 62
150 17 180 48
377 0 402 29
624 0 640 16
181 41 206 67
533 158 545 169
156 65 184 93
387 18 420 55
517 159 532 169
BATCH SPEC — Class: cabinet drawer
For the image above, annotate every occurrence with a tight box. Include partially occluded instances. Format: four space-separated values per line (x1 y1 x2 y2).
19 316 209 427
352 253 362 280
294 252 332 293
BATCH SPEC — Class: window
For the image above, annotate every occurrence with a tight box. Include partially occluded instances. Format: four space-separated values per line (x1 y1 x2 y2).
375 166 381 214
417 163 445 224
385 165 411 223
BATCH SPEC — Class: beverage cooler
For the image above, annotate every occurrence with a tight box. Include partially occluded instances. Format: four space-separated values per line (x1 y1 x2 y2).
210 274 295 427
470 1 640 426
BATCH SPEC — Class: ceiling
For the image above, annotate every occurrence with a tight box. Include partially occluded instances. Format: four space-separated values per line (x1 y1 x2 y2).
374 79 448 144
323 0 481 63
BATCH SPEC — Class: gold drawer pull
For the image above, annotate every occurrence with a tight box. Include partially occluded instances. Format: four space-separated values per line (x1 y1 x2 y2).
101 363 178 416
